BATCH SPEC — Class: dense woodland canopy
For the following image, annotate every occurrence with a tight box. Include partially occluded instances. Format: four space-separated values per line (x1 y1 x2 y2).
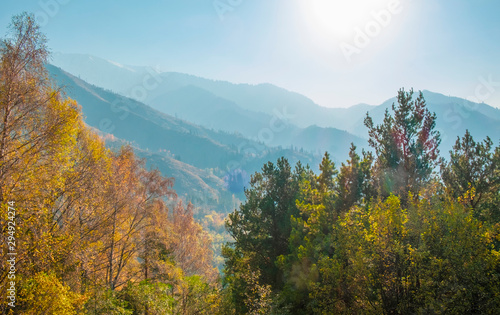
0 13 219 314
222 89 500 314
1 13 500 315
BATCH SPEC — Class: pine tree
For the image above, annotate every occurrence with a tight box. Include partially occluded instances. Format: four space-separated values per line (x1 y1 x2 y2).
336 143 374 214
364 88 440 203
441 130 500 221
223 157 300 313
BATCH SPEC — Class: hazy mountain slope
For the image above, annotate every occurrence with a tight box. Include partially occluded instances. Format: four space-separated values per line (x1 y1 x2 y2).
47 65 325 200
51 52 145 95
422 90 500 122
51 53 500 159
48 64 241 169
47 64 325 171
149 84 274 137
50 53 357 128
290 126 368 159
51 54 367 157
147 84 367 156
103 134 224 200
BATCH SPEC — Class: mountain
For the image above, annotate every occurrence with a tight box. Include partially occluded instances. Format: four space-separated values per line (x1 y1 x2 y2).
51 53 368 157
51 53 499 160
50 52 148 96
50 53 362 129
48 63 246 169
47 64 322 212
148 84 275 138
292 126 367 158
148 84 368 155
102 133 225 201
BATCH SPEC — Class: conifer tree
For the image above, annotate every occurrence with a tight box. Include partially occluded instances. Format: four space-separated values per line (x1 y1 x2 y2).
441 130 500 221
364 88 440 202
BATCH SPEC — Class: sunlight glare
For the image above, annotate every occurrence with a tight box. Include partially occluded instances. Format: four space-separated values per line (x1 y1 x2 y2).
307 0 393 40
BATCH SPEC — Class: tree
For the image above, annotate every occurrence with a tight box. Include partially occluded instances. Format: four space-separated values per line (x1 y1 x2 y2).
0 13 220 314
0 12 51 204
409 196 500 313
336 143 374 214
364 88 441 203
278 155 338 313
174 201 217 277
0 13 90 312
318 152 337 193
441 130 500 221
18 272 87 315
335 193 500 314
223 157 300 312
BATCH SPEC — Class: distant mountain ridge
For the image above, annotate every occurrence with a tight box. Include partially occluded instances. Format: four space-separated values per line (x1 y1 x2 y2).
51 52 500 157
47 64 322 213
50 53 368 158
50 53 359 129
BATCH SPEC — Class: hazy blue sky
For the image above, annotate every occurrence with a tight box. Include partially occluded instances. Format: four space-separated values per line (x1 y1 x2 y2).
1 0 500 108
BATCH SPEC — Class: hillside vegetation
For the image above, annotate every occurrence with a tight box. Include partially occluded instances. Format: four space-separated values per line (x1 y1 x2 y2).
1 13 500 315
0 14 219 314
222 89 500 314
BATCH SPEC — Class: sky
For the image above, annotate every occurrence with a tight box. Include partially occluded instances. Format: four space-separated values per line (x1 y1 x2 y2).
1 0 500 108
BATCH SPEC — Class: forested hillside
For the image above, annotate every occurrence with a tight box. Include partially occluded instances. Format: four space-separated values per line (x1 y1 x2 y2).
222 89 500 314
46 63 322 204
0 14 219 314
1 13 500 315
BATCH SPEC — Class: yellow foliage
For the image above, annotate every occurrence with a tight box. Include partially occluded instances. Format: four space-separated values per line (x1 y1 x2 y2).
18 272 87 315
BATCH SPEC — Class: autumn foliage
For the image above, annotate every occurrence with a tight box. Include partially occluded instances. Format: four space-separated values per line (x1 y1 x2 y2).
2 12 500 315
0 13 218 314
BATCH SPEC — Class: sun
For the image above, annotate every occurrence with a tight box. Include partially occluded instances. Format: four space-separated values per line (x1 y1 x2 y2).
304 0 393 40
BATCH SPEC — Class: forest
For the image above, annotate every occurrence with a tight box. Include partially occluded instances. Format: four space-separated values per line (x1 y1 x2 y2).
1 13 500 315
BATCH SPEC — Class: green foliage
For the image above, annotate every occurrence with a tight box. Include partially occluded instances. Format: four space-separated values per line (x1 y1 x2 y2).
3 12 500 313
223 89 500 314
364 88 441 202
225 157 300 291
441 129 500 221
242 268 275 315
329 194 500 314
411 197 500 314
317 152 337 192
118 280 174 315
336 143 374 214
340 196 413 313
85 289 132 315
